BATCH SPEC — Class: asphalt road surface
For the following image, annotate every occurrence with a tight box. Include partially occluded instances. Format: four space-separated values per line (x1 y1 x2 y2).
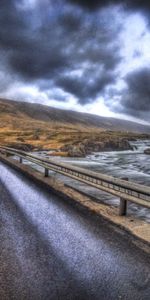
0 162 150 300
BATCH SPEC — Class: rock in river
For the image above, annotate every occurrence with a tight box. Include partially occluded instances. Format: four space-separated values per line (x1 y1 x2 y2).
144 148 150 155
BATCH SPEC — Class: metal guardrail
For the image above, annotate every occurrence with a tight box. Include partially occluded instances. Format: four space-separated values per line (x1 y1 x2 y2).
0 146 150 216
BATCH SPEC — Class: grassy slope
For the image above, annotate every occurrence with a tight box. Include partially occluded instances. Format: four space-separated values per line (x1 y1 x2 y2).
0 98 149 152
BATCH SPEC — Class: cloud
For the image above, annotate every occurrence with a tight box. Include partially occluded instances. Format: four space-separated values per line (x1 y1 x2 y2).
0 0 121 105
125 68 150 111
56 68 117 103
111 67 150 121
68 0 150 12
67 0 111 11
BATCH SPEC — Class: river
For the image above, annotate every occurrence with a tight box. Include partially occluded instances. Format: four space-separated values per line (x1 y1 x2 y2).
24 140 150 223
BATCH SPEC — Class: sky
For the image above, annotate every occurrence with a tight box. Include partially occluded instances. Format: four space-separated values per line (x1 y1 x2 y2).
0 0 150 124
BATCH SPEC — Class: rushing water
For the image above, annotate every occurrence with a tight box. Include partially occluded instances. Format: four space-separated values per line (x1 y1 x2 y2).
60 139 150 185
23 140 150 223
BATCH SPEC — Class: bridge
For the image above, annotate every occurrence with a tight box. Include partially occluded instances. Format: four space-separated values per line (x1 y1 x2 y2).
0 145 150 299
0 145 150 218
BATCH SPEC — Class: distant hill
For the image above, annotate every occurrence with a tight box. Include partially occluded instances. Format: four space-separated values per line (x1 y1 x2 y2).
0 98 150 133
0 98 149 153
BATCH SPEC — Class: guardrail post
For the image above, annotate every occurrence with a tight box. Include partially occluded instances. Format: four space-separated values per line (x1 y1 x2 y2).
19 157 23 164
119 177 128 216
45 168 49 177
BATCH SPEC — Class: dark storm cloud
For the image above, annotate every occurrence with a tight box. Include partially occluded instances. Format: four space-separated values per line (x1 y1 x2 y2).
113 67 150 121
0 0 121 104
68 0 150 12
123 68 150 111
68 0 110 10
56 69 116 103
0 1 69 79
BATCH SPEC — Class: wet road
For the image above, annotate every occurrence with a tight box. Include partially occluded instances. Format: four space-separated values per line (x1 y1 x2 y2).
0 162 150 300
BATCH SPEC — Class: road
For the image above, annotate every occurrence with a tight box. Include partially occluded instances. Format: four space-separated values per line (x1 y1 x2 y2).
0 162 150 300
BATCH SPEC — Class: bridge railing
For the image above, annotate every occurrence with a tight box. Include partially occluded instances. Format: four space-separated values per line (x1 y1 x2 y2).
0 145 150 216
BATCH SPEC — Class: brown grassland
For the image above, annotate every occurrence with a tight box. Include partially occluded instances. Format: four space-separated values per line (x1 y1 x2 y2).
0 99 149 156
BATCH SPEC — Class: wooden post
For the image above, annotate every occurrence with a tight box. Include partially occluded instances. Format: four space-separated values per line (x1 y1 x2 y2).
45 168 48 177
119 177 128 216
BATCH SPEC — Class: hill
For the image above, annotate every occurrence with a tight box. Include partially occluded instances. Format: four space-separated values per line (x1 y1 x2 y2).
0 98 149 156
0 98 150 132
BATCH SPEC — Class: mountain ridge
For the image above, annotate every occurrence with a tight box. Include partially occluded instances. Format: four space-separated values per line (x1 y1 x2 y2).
0 98 150 133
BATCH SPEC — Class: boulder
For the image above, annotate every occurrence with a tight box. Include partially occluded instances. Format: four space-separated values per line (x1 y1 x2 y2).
68 145 86 157
144 148 150 155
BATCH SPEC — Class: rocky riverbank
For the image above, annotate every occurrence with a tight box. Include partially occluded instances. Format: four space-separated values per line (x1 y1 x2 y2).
3 131 150 157
51 137 134 157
